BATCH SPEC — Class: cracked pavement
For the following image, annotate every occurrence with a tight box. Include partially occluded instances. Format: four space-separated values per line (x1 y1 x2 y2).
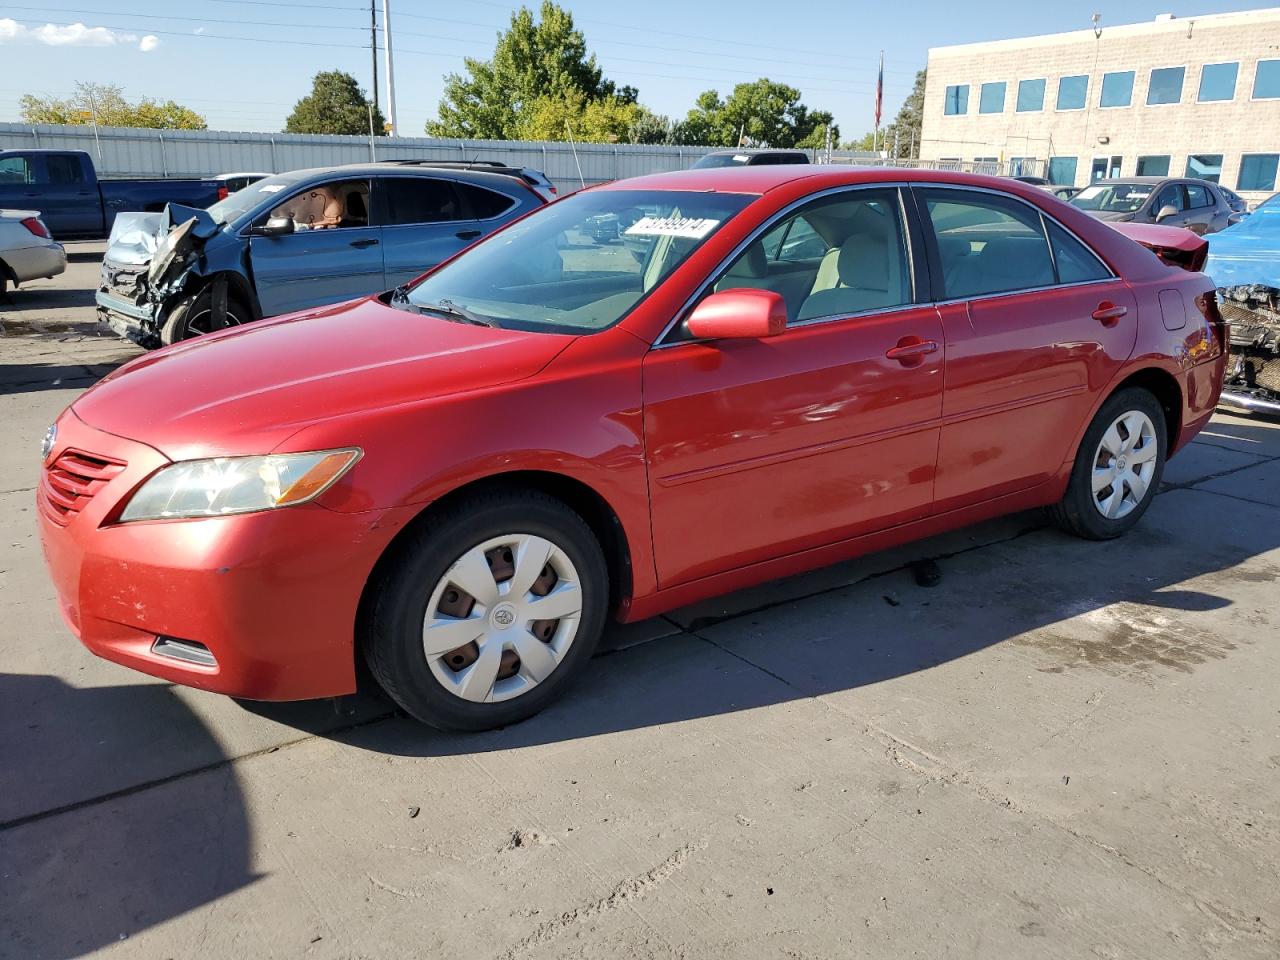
2 247 1279 958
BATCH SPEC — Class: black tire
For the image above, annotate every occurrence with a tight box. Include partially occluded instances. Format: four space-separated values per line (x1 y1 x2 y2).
160 287 249 345
362 491 609 731
1049 387 1167 540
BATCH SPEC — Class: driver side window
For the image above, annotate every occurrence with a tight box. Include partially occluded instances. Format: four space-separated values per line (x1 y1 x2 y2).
268 179 371 231
711 189 911 325
1154 184 1185 214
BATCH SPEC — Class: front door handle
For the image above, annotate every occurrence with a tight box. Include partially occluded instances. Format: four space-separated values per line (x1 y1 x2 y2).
885 336 939 366
1092 302 1128 326
456 229 482 240
349 238 379 249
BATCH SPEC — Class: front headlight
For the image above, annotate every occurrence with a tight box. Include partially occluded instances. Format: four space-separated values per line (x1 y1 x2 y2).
119 448 361 522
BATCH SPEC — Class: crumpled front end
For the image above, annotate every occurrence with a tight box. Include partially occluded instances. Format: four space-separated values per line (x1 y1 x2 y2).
95 206 216 347
1219 285 1280 416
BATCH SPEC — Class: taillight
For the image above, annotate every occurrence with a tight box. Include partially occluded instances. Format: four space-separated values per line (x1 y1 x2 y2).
21 217 50 239
217 185 229 201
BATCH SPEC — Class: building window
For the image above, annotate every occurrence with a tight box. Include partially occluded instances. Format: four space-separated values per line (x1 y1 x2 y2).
1016 78 1046 112
1091 156 1123 181
1056 75 1088 110
979 82 1006 114
1186 154 1223 183
1048 157 1078 185
1136 155 1171 177
1146 67 1185 105
944 84 969 115
1238 154 1280 192
1198 62 1238 102
1254 60 1280 99
1100 71 1135 108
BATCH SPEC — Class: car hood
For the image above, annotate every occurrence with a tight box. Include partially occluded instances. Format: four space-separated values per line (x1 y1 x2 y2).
1083 210 1136 222
1206 203 1280 289
72 296 576 460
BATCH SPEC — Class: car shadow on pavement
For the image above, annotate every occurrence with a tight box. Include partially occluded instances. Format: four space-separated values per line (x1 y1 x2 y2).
0 674 260 959
261 480 1274 762
0 362 124 395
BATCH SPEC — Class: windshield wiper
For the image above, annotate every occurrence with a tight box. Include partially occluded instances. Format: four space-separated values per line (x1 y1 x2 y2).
411 296 499 328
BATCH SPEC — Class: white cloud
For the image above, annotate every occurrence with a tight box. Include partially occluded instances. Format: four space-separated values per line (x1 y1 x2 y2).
0 18 143 47
139 35 159 52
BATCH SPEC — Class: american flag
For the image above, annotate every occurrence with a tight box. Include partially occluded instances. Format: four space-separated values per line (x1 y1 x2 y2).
874 51 884 129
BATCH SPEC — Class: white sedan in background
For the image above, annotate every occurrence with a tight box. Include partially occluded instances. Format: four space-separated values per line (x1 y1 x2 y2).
0 210 65 295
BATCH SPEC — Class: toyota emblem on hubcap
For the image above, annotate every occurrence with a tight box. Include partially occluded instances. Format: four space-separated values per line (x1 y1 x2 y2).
491 604 516 628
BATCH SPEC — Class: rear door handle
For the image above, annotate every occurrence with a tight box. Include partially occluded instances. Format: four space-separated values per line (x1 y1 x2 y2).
1092 302 1128 326
456 229 482 240
349 238 379 249
885 337 939 365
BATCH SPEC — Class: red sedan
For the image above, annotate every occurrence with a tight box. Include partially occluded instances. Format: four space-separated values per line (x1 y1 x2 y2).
38 167 1226 730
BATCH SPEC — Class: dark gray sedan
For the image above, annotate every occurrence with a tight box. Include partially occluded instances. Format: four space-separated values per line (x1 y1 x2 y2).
1069 176 1234 234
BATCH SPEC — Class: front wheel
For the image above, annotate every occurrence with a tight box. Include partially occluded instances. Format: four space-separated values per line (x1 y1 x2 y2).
160 286 249 345
362 491 609 731
1049 387 1167 540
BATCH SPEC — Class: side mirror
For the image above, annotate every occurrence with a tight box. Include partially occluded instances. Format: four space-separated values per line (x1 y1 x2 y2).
1155 205 1180 223
686 288 787 341
253 216 295 237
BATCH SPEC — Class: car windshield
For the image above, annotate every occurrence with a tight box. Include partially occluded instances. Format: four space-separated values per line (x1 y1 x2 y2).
402 188 754 333
1070 183 1155 213
206 171 306 226
692 153 752 168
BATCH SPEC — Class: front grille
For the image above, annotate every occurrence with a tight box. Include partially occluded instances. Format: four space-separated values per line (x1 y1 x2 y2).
100 260 148 304
41 450 127 526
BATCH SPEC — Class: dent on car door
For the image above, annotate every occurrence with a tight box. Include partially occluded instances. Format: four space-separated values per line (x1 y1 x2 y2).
247 178 383 317
642 187 943 588
916 187 1138 512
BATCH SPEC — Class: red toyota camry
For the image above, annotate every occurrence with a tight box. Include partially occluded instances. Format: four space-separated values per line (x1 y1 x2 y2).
38 167 1227 730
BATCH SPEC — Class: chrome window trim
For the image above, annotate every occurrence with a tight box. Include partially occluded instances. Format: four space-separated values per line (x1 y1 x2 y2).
652 184 920 349
911 180 1118 287
929 276 1126 311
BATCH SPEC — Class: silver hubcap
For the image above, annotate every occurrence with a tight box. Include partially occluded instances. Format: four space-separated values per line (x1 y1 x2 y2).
423 534 582 703
1091 410 1158 520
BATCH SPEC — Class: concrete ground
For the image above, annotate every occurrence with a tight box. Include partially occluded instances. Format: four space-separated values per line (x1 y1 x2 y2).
2 246 1278 960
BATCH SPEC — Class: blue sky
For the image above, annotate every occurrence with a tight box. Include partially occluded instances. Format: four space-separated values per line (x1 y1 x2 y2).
1 0 1275 139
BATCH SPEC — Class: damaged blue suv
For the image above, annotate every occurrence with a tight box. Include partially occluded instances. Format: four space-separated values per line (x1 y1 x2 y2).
96 161 550 346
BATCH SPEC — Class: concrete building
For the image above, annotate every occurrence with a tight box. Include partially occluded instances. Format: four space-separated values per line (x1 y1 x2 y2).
918 9 1280 201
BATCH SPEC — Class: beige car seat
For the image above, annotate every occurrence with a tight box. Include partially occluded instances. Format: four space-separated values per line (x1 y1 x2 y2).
274 185 344 230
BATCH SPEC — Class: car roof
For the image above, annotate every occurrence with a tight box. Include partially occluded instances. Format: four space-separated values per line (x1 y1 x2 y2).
264 163 536 192
598 165 1054 196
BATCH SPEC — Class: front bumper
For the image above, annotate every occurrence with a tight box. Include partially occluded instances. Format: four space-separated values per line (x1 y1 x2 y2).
7 241 67 283
37 409 414 701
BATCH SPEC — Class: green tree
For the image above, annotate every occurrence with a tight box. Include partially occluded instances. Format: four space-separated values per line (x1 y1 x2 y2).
19 81 206 130
681 79 834 148
513 89 645 143
428 2 619 139
285 70 385 136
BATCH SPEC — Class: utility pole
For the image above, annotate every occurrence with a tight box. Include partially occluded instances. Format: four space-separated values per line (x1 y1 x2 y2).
382 0 397 135
370 0 380 115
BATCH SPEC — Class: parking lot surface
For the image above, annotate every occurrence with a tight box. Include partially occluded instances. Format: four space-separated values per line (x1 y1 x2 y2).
2 249 1278 959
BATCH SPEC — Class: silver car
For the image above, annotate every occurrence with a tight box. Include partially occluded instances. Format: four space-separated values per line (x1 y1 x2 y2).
1069 177 1234 235
0 209 66 295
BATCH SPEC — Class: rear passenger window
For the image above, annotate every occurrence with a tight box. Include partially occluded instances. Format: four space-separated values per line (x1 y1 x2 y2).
712 189 911 324
1046 221 1111 284
45 155 84 185
382 177 461 225
456 182 516 219
1184 183 1210 208
923 190 1055 298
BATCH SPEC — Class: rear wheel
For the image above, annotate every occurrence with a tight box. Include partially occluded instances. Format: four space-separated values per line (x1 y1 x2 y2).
1049 387 1167 540
362 491 609 731
160 286 249 345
